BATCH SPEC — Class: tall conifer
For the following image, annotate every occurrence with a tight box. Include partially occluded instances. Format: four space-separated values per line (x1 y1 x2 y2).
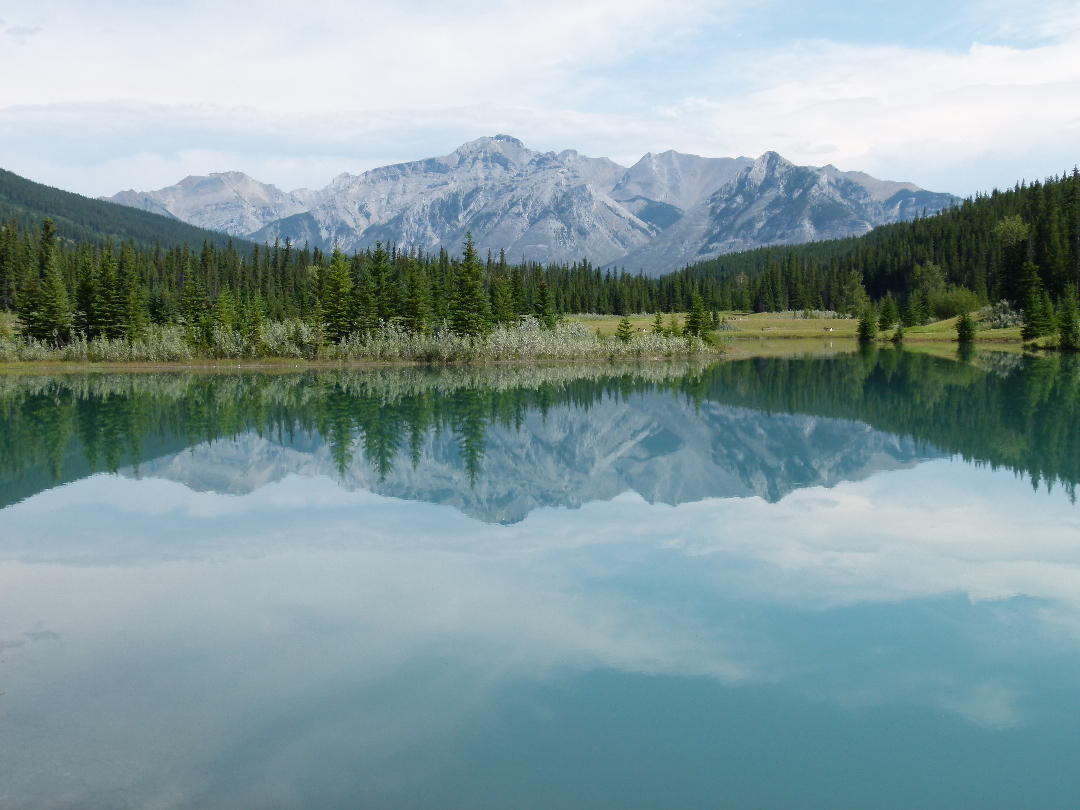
452 233 491 336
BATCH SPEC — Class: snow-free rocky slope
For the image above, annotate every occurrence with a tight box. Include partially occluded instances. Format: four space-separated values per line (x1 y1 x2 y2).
106 136 956 276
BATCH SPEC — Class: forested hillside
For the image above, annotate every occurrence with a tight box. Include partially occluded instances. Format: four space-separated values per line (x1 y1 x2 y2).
0 169 253 253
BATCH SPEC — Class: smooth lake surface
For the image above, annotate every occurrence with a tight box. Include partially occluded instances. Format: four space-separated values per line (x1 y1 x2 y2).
2 349 1080 809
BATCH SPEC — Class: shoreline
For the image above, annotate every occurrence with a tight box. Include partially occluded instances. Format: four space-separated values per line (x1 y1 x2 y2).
0 337 1040 374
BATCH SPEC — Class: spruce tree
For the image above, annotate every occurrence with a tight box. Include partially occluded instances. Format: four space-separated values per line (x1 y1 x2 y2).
1057 288 1080 350
94 244 123 339
510 265 527 315
369 242 394 323
615 315 633 342
684 291 708 337
490 275 514 325
30 247 73 342
180 260 207 332
955 311 976 343
451 233 491 336
903 293 926 328
534 280 556 330
322 246 355 342
878 292 899 331
212 284 237 330
857 307 878 342
1022 284 1055 340
119 265 147 339
356 268 379 336
403 264 432 334
652 311 664 334
74 249 97 336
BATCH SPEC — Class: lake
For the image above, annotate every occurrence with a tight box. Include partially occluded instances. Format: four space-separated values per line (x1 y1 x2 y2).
1 348 1079 809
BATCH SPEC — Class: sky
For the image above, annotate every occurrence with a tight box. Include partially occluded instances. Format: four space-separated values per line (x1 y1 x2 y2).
0 0 1078 198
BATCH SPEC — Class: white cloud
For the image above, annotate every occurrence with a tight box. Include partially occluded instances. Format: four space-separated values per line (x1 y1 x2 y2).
0 0 1076 197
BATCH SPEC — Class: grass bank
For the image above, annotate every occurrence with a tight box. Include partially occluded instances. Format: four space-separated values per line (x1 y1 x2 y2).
571 310 1031 347
0 318 716 369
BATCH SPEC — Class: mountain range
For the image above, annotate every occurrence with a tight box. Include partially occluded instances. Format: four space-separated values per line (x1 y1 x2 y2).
106 135 957 276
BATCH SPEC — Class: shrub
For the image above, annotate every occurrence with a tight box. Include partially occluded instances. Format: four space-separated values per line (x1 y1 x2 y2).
929 285 982 321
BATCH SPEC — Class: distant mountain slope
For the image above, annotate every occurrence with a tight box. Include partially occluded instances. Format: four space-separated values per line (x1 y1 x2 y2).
108 172 314 237
609 151 753 230
252 135 653 264
0 168 253 251
105 137 955 272
613 152 958 274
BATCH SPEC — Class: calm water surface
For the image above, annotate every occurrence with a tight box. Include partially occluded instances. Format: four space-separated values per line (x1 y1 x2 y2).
1 349 1079 809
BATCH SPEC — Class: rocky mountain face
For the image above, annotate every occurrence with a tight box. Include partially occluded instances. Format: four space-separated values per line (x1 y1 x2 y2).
105 137 956 275
108 172 315 237
132 393 939 525
613 152 956 272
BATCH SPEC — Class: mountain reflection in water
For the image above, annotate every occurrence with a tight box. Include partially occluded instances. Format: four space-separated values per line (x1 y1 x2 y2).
2 349 1077 521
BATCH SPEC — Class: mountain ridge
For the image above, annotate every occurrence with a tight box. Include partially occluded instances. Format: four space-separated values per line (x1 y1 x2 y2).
105 137 957 275
0 167 257 252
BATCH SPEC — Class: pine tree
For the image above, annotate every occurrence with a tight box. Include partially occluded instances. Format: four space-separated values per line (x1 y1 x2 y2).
1022 283 1055 341
74 249 97 336
490 275 514 325
403 264 432 334
534 280 556 330
322 246 355 342
93 244 123 339
180 259 207 331
667 313 682 337
903 293 926 328
510 265 527 315
857 307 878 342
956 311 976 343
878 292 899 331
615 315 633 342
356 268 379 336
29 247 72 342
652 311 664 334
212 284 237 330
451 233 491 336
369 241 394 322
119 264 147 339
1057 287 1080 350
684 290 708 337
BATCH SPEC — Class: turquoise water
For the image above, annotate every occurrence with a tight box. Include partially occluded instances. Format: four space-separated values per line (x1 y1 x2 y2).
1 350 1079 808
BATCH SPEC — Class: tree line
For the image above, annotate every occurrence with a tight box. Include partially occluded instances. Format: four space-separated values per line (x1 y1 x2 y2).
0 220 721 344
3 167 1078 344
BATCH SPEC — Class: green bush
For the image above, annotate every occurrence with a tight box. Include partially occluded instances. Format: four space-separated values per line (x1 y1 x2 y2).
930 285 982 321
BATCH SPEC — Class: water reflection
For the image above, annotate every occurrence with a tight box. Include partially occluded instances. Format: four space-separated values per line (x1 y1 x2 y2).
2 350 1080 809
3 350 1079 520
